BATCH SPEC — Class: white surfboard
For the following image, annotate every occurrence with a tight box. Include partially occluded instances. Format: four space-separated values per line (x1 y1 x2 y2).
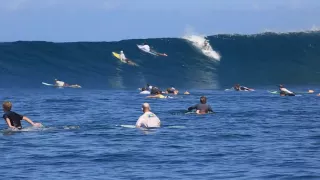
42 82 54 86
120 125 136 128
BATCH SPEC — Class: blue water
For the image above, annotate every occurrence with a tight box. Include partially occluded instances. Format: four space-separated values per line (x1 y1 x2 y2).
1 31 320 89
1 88 320 179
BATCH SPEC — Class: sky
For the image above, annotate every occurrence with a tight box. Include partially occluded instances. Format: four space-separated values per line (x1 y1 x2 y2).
0 0 320 42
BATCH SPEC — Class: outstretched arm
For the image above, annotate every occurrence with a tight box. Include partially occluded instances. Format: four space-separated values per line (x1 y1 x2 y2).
23 116 36 126
23 116 42 127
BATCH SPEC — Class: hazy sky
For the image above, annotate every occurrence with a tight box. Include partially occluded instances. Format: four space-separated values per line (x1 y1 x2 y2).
0 0 319 42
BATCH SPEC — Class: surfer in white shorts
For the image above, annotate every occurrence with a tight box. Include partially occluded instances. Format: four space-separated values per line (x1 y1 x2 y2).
54 79 66 87
140 43 151 52
136 103 161 128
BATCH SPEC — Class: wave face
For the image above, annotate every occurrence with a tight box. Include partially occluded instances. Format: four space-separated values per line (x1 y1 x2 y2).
1 31 320 89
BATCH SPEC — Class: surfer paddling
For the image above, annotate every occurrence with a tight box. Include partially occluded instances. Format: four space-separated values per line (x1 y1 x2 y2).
54 79 81 88
138 42 167 56
2 101 42 130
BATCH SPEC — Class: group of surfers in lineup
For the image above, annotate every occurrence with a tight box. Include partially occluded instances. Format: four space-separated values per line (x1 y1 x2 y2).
3 82 319 130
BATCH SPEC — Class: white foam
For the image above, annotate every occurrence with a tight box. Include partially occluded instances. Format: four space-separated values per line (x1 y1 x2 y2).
182 34 221 61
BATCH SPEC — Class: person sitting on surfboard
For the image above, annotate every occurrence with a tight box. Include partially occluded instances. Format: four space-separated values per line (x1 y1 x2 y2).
279 84 295 96
120 51 129 63
2 101 42 130
165 87 179 95
147 91 167 99
188 96 214 114
136 103 161 128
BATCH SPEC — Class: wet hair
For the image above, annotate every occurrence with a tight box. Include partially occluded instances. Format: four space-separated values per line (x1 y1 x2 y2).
200 96 207 104
2 101 12 111
141 87 146 91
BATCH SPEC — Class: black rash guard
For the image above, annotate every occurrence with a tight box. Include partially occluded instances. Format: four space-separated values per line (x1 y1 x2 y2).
3 111 23 129
188 104 213 113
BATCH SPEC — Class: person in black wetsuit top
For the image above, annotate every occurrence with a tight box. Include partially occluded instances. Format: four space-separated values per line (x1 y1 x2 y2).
188 96 214 114
2 101 42 129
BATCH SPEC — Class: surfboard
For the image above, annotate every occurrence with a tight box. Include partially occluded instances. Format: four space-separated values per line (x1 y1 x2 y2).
137 45 159 56
112 52 137 66
42 82 54 86
112 52 126 62
120 125 136 128
268 90 313 95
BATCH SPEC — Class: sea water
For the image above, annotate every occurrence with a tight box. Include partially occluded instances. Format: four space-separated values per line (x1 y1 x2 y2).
1 88 319 179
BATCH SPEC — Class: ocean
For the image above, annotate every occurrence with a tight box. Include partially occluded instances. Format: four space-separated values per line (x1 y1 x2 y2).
1 32 320 179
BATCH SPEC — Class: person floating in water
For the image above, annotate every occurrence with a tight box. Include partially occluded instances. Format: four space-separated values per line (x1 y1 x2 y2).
147 91 167 99
165 86 179 95
136 103 161 128
2 101 42 130
188 96 214 114
233 84 254 91
279 84 295 96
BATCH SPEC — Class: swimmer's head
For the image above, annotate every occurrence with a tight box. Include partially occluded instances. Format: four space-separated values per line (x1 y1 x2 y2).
142 103 151 112
200 96 207 104
2 101 12 112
